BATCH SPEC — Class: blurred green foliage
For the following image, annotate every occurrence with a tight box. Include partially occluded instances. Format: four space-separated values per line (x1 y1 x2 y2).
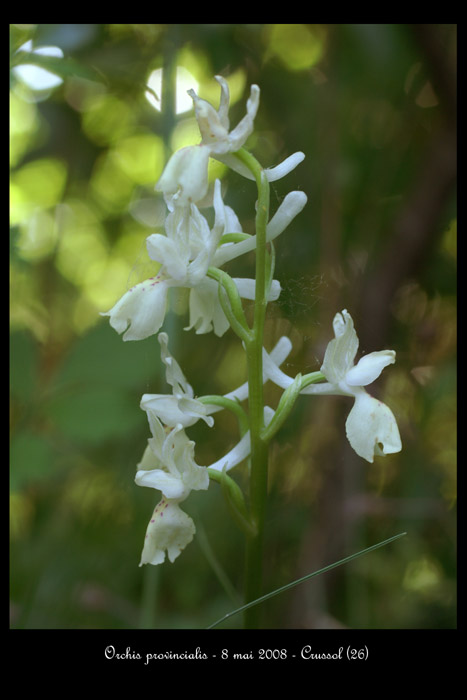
10 23 456 629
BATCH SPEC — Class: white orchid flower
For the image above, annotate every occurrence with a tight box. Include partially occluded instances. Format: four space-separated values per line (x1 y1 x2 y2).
189 75 306 183
136 403 272 566
102 194 222 341
100 193 219 342
136 416 209 499
140 332 214 428
142 332 293 428
135 414 209 566
188 75 260 155
134 409 245 566
101 180 244 340
156 76 305 210
300 310 402 463
136 416 249 566
260 312 402 462
155 75 259 209
135 332 290 566
102 177 299 341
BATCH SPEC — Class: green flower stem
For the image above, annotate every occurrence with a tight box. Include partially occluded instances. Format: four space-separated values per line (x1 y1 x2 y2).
261 373 302 443
207 468 256 538
300 371 326 390
233 148 271 628
207 267 252 343
220 232 252 245
199 395 249 435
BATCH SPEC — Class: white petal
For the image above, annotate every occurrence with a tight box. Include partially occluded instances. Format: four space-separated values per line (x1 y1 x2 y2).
262 348 295 389
232 278 281 301
186 247 211 286
159 423 209 492
332 308 352 337
223 205 243 234
208 431 251 472
188 88 229 145
300 382 348 396
266 190 308 239
345 392 402 463
178 397 215 427
137 443 159 470
186 279 231 337
214 75 230 128
223 84 260 153
157 332 193 397
101 277 169 341
214 151 305 183
146 233 189 280
269 336 293 365
212 234 253 266
141 394 213 428
135 468 189 500
139 499 196 566
321 310 359 383
155 145 211 206
141 395 189 427
220 335 294 406
212 190 307 267
346 350 396 387
264 152 305 182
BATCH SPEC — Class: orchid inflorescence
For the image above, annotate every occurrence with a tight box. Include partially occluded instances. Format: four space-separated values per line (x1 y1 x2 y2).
102 75 402 567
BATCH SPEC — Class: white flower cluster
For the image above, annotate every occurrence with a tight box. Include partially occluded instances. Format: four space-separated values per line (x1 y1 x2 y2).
135 332 292 565
101 76 306 341
102 75 402 566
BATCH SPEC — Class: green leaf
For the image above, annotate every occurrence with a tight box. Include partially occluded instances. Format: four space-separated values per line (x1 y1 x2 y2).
207 532 407 629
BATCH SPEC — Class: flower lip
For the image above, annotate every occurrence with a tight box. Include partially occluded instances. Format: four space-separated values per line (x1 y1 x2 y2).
345 392 402 463
139 498 196 566
100 274 171 342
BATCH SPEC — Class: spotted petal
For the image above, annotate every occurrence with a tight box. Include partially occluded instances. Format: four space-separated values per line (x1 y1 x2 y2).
139 498 196 565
